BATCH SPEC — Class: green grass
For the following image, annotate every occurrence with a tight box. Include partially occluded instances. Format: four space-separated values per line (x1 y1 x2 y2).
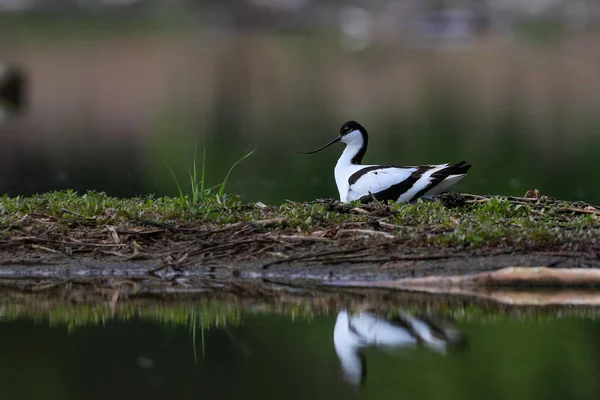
164 146 255 208
0 190 598 249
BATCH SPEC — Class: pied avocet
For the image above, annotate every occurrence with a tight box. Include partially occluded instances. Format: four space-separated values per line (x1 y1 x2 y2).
301 121 471 203
333 309 465 386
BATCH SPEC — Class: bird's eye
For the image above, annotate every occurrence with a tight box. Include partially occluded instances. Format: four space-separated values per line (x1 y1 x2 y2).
343 125 351 133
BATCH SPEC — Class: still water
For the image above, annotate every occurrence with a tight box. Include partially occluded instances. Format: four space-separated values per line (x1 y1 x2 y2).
2 298 600 400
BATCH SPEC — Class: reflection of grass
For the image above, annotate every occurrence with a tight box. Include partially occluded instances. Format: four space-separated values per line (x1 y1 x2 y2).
0 301 243 331
2 295 600 331
190 313 201 362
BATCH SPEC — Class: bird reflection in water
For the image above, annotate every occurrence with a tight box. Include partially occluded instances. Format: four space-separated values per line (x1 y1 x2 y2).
333 308 467 387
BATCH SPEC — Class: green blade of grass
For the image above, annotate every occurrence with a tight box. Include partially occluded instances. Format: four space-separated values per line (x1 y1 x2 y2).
218 149 256 198
190 143 199 204
164 157 185 201
205 183 221 192
165 145 253 207
200 148 206 195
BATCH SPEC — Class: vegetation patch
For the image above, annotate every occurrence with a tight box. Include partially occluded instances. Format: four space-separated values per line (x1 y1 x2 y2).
0 190 599 280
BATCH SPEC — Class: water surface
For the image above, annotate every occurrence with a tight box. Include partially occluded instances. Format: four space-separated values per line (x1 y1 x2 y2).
2 296 600 400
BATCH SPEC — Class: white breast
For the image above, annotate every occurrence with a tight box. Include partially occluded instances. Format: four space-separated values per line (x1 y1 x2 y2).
334 162 365 202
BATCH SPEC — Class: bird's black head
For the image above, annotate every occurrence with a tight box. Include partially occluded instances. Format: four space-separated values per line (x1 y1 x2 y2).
340 120 366 136
299 120 368 163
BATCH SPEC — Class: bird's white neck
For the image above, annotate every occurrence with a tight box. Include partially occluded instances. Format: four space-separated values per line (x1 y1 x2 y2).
334 139 368 202
333 310 365 386
337 129 367 166
337 142 364 167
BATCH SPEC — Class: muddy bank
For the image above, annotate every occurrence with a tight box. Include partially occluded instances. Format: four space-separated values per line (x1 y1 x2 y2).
2 254 600 308
1 232 599 299
1 191 599 296
1 250 599 281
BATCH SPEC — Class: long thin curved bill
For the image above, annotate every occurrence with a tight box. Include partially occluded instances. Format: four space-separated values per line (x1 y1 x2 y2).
298 136 341 154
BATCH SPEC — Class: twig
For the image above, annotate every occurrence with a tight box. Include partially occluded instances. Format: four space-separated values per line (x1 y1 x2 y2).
61 208 83 217
7 236 129 248
189 237 276 257
377 220 399 230
169 222 244 237
262 244 387 269
115 228 166 235
254 244 277 255
107 226 121 244
335 229 395 239
465 199 488 204
250 218 287 226
30 244 63 255
560 207 600 216
322 253 465 265
276 235 332 242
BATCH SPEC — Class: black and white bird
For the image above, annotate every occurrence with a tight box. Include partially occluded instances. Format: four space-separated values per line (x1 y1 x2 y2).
333 309 465 387
301 121 471 203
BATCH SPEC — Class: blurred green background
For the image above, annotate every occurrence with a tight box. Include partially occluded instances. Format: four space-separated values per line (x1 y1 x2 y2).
1 1 600 204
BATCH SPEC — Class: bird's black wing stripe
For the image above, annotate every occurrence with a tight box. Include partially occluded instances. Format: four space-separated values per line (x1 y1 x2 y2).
348 165 395 185
411 161 472 200
357 165 435 203
348 320 368 344
417 315 454 342
387 314 423 343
